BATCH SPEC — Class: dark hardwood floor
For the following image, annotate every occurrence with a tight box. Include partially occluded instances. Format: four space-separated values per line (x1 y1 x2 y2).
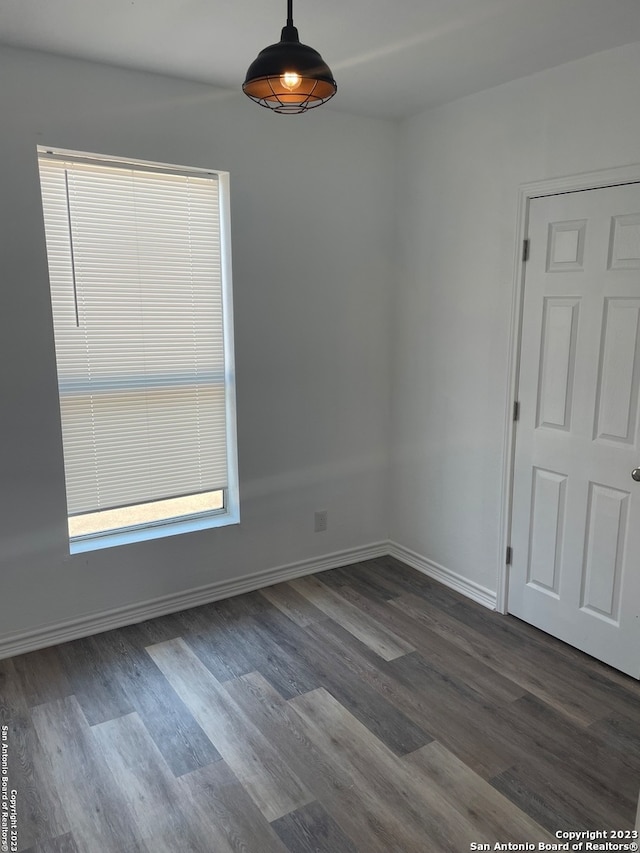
1 556 639 852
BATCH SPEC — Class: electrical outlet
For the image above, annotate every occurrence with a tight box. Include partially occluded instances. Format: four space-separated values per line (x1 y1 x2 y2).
314 510 328 533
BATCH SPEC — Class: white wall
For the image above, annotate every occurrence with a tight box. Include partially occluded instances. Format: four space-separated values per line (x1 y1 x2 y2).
0 46 396 645
391 41 640 594
5 36 640 649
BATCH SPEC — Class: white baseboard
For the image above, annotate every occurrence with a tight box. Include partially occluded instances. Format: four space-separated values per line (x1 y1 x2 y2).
0 541 388 660
0 539 497 659
387 541 497 610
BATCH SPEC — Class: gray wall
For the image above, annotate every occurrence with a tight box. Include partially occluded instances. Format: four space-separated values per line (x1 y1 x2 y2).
390 41 640 593
0 46 396 643
4 36 640 648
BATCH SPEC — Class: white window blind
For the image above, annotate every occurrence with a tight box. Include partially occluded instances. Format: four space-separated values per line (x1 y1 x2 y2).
38 152 234 534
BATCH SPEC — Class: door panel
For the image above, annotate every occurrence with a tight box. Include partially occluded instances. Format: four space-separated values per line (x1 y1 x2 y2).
536 297 580 431
527 467 566 596
594 298 640 443
580 482 628 621
509 184 640 678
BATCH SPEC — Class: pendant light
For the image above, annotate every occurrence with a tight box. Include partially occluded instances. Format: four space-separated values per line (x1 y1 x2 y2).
243 0 337 114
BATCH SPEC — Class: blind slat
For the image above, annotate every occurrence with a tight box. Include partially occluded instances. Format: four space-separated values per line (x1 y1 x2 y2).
39 153 230 519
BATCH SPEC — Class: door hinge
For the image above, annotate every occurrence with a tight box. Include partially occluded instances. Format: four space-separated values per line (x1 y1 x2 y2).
506 546 513 566
522 238 530 262
513 400 520 422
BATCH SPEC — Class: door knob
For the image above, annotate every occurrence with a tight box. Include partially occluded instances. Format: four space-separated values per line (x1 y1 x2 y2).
633 468 640 482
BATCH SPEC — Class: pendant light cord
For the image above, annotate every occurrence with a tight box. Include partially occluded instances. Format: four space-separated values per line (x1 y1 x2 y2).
287 0 293 27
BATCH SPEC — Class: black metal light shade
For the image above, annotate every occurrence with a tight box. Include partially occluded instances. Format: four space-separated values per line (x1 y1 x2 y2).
243 0 336 114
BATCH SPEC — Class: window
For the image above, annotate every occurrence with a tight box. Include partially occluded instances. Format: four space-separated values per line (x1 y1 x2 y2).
38 148 239 553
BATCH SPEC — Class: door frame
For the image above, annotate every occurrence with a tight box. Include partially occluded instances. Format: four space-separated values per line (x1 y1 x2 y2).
497 162 640 614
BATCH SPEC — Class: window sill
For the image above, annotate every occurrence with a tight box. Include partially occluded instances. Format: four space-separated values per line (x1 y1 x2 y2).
69 509 240 554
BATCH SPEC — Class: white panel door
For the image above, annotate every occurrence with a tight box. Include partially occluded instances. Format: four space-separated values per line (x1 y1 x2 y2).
509 184 640 678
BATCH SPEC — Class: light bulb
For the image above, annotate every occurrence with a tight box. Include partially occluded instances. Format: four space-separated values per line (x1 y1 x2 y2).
280 71 302 92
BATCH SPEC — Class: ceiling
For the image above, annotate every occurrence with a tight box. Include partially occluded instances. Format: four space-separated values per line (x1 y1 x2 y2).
2 0 640 120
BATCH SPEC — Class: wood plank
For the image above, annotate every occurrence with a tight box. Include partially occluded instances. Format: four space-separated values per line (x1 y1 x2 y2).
254 608 431 755
24 833 81 853
369 555 469 608
259 583 326 627
95 624 222 777
271 801 358 853
56 636 134 726
451 597 640 721
177 603 262 683
390 649 639 812
500 693 640 821
503 608 640 697
288 687 488 853
125 611 185 646
178 760 289 853
303 618 515 778
380 650 522 778
2 556 638 845
0 658 69 850
488 701 639 830
490 765 607 833
290 575 414 661
229 613 320 699
11 647 71 708
389 592 607 726
223 671 430 853
331 581 526 704
404 741 554 842
209 590 273 619
146 637 313 822
311 564 399 604
181 601 320 699
30 697 149 853
91 712 223 852
589 712 640 762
